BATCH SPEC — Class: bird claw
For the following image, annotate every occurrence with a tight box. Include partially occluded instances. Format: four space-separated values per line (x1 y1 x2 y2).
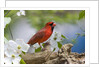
41 48 47 51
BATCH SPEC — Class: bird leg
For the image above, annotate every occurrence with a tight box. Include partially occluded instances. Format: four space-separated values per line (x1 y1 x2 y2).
39 43 46 51
40 43 43 49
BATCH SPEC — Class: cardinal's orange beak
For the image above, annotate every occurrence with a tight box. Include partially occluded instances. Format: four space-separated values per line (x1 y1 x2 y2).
53 23 56 27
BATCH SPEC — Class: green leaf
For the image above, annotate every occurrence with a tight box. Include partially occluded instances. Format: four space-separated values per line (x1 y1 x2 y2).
35 47 41 52
79 10 85 20
4 37 8 44
75 33 80 36
20 59 26 64
22 51 26 55
81 34 85 37
57 42 62 49
61 35 66 39
42 43 45 47
19 55 22 57
4 17 11 28
75 33 80 38
61 34 68 39
71 39 77 44
53 48 56 52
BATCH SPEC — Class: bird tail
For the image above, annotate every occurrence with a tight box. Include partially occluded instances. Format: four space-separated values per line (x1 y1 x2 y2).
27 41 36 46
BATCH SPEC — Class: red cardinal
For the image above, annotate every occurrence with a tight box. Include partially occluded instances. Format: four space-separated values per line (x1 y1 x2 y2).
27 22 56 48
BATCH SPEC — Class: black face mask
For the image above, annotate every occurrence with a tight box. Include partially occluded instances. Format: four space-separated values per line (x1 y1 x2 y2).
49 23 54 32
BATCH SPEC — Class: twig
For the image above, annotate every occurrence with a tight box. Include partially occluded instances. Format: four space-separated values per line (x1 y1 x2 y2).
4 10 14 39
4 10 11 17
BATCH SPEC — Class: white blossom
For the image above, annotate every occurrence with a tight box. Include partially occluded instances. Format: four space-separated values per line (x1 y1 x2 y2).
16 10 25 16
49 32 63 52
4 39 30 64
5 40 30 55
4 46 21 64
4 17 11 28
28 43 40 53
15 39 30 53
4 56 21 64
50 32 63 41
50 40 59 52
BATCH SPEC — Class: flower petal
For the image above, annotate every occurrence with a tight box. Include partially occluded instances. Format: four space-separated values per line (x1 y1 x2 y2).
54 32 62 41
50 32 63 42
21 44 30 52
15 39 24 47
4 43 8 52
20 10 25 16
4 57 12 64
28 45 35 53
50 40 60 52
50 40 58 48
51 47 54 51
5 48 14 57
33 43 40 49
5 48 19 57
8 40 18 50
16 12 21 16
16 39 30 52
12 57 21 64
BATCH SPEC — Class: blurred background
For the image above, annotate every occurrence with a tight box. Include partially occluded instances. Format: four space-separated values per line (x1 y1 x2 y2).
4 10 85 53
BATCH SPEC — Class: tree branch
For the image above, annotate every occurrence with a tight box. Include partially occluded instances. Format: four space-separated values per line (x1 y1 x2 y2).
21 43 85 64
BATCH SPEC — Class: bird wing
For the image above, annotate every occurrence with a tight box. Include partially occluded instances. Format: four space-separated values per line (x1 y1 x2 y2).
27 30 45 45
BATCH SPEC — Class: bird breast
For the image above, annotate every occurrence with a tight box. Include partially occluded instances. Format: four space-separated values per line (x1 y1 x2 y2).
39 27 52 43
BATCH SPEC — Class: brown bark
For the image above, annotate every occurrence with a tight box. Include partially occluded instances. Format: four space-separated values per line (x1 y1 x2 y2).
21 43 85 64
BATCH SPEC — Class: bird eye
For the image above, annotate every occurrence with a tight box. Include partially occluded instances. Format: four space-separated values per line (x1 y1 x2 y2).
49 23 53 26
